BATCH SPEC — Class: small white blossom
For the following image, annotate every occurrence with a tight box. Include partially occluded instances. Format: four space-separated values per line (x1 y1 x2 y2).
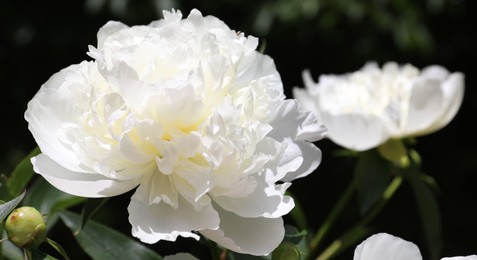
354 233 477 260
25 9 325 255
294 62 464 151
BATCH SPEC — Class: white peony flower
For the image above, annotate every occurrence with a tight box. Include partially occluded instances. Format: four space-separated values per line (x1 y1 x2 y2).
442 257 477 260
354 233 422 260
25 9 325 255
354 233 477 260
294 62 464 151
441 255 477 260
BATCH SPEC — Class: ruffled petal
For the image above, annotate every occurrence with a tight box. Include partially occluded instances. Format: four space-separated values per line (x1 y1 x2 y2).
200 206 284 256
354 233 422 260
128 182 219 243
25 62 95 173
292 87 321 121
211 176 293 218
32 154 140 197
281 140 322 181
96 21 128 49
269 99 326 142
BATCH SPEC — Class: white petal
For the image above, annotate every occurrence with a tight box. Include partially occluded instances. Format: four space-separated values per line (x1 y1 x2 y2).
32 154 140 197
281 140 322 181
200 206 284 256
404 74 445 135
272 139 303 181
172 158 213 209
442 256 477 260
354 233 422 260
138 171 178 208
212 176 292 218
269 99 326 142
292 87 321 121
25 62 94 173
322 112 390 151
128 183 219 243
96 21 128 49
421 72 464 135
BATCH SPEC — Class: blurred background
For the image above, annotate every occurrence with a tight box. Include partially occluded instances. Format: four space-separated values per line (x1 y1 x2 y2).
0 0 476 259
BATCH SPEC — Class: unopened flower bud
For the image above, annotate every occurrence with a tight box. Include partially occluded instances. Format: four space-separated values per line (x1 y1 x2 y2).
5 206 46 248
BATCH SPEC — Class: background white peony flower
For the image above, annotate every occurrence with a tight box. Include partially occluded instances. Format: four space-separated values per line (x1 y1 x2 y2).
354 233 477 260
294 62 464 151
354 233 422 260
25 9 325 255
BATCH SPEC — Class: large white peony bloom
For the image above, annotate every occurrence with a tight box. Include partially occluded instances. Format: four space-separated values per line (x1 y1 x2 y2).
354 233 477 260
294 62 464 151
25 9 325 255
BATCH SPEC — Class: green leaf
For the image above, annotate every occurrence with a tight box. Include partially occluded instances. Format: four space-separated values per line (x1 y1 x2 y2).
46 238 69 260
408 172 442 260
228 252 269 260
60 211 162 260
7 147 41 198
282 225 308 258
23 178 85 231
1 239 23 260
0 190 26 223
283 225 307 245
76 198 109 235
354 150 392 215
332 149 358 158
29 249 58 260
271 242 300 260
0 174 10 201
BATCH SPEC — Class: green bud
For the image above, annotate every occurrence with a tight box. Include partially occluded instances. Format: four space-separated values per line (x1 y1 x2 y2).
5 206 46 249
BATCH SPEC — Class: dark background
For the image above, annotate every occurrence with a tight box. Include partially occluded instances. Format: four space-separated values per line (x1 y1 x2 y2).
1 0 476 259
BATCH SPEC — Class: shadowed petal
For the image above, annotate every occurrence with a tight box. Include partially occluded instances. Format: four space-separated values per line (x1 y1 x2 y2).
32 154 140 197
128 182 219 243
322 112 389 151
200 206 284 256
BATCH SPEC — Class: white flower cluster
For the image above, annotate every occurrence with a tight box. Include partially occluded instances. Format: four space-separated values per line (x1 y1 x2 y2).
25 9 324 255
294 62 464 151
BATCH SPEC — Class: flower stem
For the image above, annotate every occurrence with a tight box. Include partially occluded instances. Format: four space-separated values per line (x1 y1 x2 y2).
315 175 403 260
307 180 356 257
287 191 309 231
208 240 220 260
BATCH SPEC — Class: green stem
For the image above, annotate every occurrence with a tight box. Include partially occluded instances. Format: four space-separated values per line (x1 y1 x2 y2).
208 240 220 260
307 180 356 258
316 175 403 260
287 191 309 231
